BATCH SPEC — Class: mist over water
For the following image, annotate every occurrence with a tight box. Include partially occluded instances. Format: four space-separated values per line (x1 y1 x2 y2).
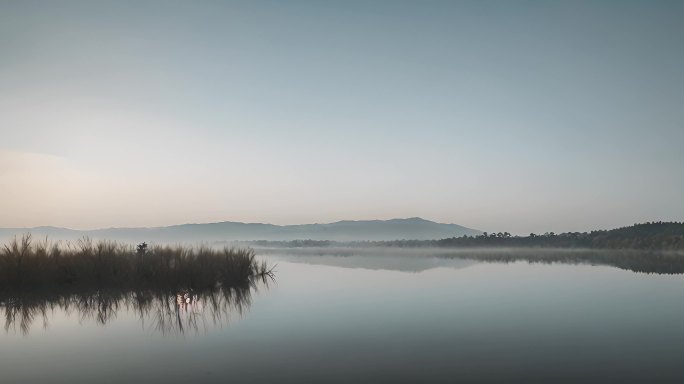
258 246 684 274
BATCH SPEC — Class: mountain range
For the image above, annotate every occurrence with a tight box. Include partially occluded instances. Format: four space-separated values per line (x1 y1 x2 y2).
0 217 481 244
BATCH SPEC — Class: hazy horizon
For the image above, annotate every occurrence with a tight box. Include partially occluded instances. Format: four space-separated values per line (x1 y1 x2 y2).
2 216 467 229
2 1 683 234
0 215 675 237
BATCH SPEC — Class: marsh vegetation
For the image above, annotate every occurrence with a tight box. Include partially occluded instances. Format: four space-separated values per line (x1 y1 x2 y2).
0 234 274 293
0 234 275 335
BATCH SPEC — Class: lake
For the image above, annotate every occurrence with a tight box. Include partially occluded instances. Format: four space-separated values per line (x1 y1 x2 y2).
2 248 684 383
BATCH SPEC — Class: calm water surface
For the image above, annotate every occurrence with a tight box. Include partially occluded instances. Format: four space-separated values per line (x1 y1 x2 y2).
2 250 684 383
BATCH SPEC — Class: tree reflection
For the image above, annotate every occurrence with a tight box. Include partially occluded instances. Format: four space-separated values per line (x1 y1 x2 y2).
433 249 684 275
1 274 273 336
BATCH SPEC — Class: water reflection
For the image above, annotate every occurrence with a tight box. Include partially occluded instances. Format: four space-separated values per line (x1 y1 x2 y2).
436 249 684 275
1 275 273 336
263 247 684 274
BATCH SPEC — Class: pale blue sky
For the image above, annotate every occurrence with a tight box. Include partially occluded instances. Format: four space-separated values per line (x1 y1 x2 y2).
1 0 683 234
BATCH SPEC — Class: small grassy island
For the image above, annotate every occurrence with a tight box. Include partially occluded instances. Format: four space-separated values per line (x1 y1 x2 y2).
0 234 273 293
0 235 275 334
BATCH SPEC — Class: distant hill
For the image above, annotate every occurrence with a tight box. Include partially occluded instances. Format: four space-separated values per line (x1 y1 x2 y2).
0 218 481 244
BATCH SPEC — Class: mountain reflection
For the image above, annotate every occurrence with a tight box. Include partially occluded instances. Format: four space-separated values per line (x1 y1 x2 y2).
1 275 272 335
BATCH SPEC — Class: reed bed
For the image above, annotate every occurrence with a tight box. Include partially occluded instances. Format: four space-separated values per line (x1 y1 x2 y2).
0 234 274 293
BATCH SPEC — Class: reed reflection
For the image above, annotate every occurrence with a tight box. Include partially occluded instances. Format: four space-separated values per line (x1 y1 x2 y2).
1 274 273 336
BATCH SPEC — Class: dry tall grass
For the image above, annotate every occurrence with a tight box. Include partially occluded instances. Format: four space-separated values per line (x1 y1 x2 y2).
0 234 274 292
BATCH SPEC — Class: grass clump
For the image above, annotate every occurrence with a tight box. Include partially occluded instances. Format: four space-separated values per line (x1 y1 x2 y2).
0 234 274 293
